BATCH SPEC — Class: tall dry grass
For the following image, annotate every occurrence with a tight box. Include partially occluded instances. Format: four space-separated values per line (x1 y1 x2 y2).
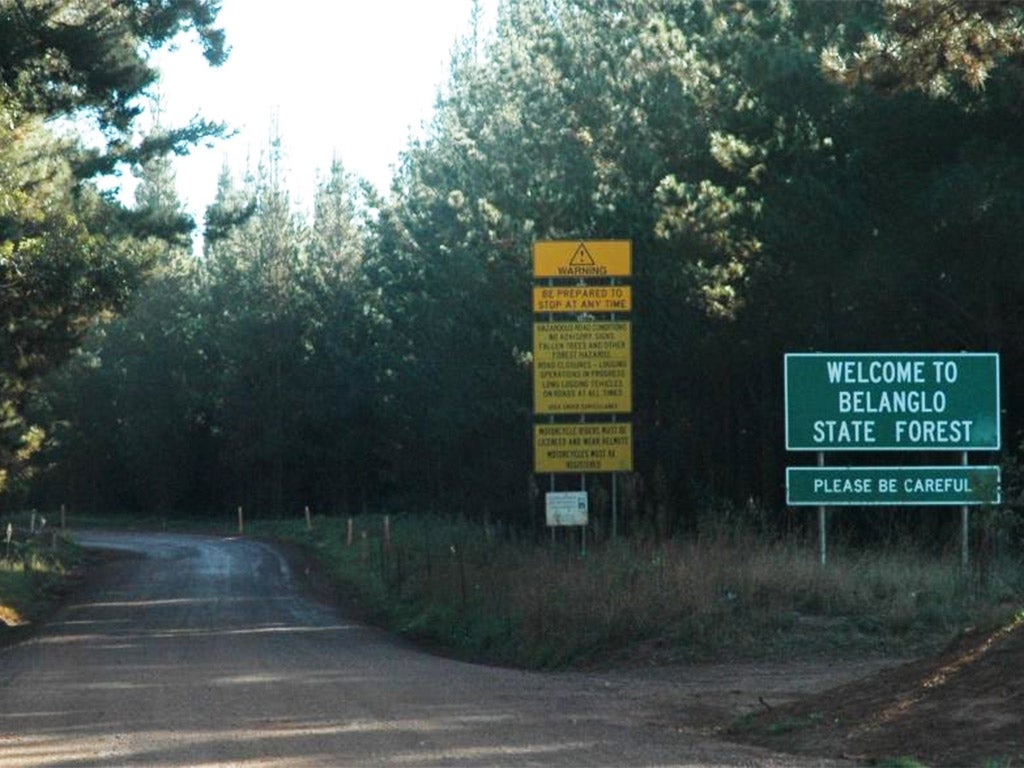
252 514 1023 668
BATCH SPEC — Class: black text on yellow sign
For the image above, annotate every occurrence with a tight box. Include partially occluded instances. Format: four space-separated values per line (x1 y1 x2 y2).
533 321 632 414
532 285 632 314
534 423 633 473
533 240 632 279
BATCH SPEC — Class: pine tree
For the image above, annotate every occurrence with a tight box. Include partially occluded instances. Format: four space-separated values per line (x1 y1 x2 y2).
0 0 225 493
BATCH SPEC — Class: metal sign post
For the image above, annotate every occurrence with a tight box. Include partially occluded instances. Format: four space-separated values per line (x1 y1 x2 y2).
817 452 827 566
961 451 970 576
785 352 1001 570
532 240 634 549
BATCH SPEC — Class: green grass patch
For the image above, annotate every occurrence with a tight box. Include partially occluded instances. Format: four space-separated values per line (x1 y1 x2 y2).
764 712 824 735
0 528 83 636
52 510 237 536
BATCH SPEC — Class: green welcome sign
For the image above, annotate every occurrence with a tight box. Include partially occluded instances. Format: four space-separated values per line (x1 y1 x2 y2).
785 353 1000 451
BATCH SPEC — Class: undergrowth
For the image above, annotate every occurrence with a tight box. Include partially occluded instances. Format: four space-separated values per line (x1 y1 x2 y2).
249 514 1024 669
0 516 82 633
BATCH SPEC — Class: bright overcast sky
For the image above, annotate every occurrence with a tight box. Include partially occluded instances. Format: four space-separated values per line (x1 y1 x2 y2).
151 0 495 227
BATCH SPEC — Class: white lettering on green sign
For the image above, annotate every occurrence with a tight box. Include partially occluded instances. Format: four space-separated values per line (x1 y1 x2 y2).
787 466 1001 506
785 353 999 451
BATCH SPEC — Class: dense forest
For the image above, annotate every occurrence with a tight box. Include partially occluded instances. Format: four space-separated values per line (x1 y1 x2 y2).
3 0 1024 541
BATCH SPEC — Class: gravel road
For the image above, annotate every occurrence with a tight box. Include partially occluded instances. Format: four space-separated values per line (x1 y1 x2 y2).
0 531 866 767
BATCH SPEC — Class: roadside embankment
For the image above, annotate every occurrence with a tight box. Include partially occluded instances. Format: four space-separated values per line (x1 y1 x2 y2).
248 514 1022 670
0 522 82 640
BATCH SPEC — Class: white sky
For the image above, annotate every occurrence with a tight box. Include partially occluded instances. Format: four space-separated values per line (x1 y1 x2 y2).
150 0 494 228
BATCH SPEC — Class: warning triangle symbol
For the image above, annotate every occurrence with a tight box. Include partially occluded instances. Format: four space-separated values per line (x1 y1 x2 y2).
569 243 596 267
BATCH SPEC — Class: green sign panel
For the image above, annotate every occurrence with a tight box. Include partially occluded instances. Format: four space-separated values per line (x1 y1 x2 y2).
786 466 1001 506
785 353 1000 451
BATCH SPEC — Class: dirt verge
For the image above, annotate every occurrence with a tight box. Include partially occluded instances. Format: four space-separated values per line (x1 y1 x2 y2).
1 543 149 639
264 535 1024 765
728 610 1024 766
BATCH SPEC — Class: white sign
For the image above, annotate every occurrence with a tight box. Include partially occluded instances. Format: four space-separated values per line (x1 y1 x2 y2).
545 491 588 527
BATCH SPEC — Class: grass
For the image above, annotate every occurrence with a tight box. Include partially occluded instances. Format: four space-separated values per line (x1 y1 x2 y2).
0 517 83 635
246 513 1024 669
764 713 825 735
54 510 237 536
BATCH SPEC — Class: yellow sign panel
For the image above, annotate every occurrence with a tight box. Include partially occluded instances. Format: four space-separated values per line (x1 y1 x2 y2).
532 285 632 314
533 321 631 414
533 240 632 279
535 423 633 473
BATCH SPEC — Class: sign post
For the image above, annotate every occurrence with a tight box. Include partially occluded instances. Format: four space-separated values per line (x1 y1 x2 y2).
532 240 633 544
785 352 1001 570
961 451 970 576
817 452 827 566
546 491 589 556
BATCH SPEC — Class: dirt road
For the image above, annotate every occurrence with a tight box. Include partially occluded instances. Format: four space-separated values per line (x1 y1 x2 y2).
0 532 878 766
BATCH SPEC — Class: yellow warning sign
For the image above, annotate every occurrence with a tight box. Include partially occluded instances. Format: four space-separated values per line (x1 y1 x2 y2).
533 240 632 279
533 322 631 414
532 285 632 314
534 423 633 473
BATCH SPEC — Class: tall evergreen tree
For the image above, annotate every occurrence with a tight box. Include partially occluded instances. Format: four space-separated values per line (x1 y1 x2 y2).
21 0 1024 545
0 0 225 494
